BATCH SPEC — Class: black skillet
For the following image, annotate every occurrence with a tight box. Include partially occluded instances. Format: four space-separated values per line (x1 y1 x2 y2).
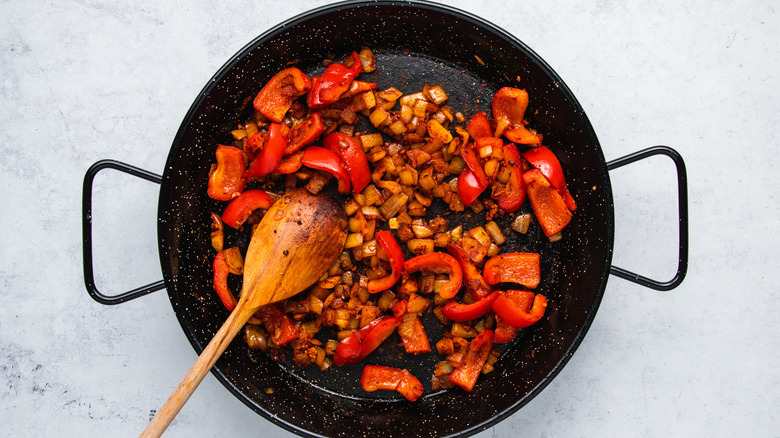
82 1 688 436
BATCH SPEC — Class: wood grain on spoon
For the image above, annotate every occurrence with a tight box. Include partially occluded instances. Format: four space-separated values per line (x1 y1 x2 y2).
140 188 347 437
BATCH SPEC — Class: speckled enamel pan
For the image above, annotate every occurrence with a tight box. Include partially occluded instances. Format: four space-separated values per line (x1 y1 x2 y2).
83 1 688 436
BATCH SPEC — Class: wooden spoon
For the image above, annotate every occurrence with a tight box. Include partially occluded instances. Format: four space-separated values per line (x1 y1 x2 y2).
140 188 347 437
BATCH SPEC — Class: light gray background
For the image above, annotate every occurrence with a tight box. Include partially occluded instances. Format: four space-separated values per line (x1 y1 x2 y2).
2 0 778 436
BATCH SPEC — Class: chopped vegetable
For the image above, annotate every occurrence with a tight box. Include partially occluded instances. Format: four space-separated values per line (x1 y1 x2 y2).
244 123 288 179
301 146 352 193
207 145 246 201
221 190 274 229
523 169 573 237
523 145 577 211
286 112 325 155
448 329 494 392
308 51 363 109
360 365 423 401
333 315 403 366
323 132 371 193
403 252 463 299
253 67 311 122
491 87 540 145
492 292 547 328
483 252 541 289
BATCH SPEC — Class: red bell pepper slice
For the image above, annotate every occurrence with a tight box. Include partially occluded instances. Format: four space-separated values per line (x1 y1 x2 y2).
367 230 405 294
244 123 288 179
457 168 487 207
360 365 423 402
466 111 493 140
461 145 489 187
523 169 573 237
307 51 363 109
333 316 403 366
301 146 352 193
253 67 311 123
448 329 494 392
285 112 325 155
323 132 371 193
220 189 274 229
207 145 246 201
403 252 463 299
273 150 304 174
397 312 431 354
457 144 490 206
339 80 379 99
492 87 541 145
504 126 541 145
523 146 577 211
255 304 299 346
212 251 238 311
446 243 492 300
492 292 547 329
483 252 541 289
442 291 500 322
491 142 526 213
392 299 408 317
245 131 265 161
494 290 535 344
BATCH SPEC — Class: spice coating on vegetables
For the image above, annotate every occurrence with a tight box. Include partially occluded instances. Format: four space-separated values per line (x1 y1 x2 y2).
206 48 578 399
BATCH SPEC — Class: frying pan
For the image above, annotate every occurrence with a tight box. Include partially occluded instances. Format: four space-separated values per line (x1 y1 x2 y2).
81 1 689 437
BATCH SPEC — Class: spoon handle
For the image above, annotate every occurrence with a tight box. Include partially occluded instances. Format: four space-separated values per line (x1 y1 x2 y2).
139 301 257 438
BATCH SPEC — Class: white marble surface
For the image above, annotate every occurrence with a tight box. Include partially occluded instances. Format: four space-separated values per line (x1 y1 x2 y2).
2 0 778 436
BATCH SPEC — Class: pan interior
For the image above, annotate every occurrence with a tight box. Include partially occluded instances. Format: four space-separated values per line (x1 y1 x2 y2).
158 2 614 437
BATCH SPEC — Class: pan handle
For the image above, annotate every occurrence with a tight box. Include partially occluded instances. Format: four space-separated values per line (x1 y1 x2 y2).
606 146 688 291
82 160 166 305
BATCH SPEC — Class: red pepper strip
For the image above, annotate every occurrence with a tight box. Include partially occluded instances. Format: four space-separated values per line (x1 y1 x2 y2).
446 291 497 322
504 126 541 145
367 230 404 294
212 251 238 311
461 145 489 187
491 142 526 213
446 243 491 300
323 132 371 193
494 290 535 344
307 51 363 109
403 252 463 299
301 146 352 193
448 329 494 392
255 304 299 346
492 292 547 329
392 299 408 317
442 291 500 322
207 145 246 201
285 112 325 155
483 252 541 289
523 145 577 211
245 131 265 161
220 190 273 229
457 168 487 207
339 80 379 100
333 316 403 366
523 169 573 237
466 111 493 141
360 365 423 402
244 123 288 178
492 87 541 145
397 312 431 354
273 150 304 174
253 67 311 123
